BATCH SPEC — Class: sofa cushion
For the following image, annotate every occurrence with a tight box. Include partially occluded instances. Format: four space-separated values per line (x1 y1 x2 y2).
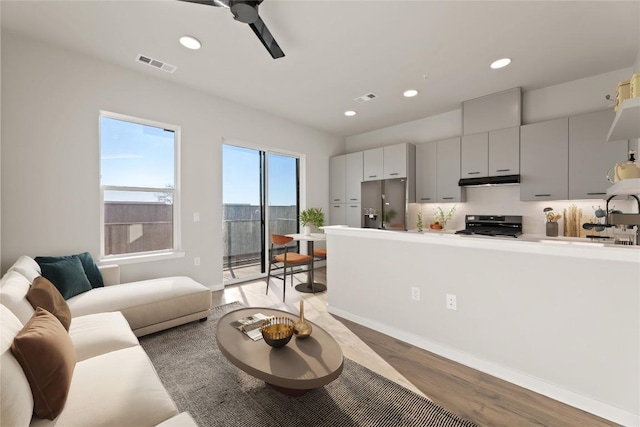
35 252 104 289
67 276 211 332
11 307 76 420
8 255 41 283
0 305 34 427
39 257 92 300
69 312 139 362
30 346 178 427
0 270 36 324
27 276 72 331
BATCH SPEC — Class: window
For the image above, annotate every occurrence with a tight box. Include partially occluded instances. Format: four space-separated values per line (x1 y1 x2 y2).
99 112 180 259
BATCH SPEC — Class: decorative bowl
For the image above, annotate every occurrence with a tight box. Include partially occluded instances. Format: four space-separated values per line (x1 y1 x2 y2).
260 316 295 348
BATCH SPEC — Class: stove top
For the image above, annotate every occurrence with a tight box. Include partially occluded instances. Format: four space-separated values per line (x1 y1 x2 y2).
455 215 523 238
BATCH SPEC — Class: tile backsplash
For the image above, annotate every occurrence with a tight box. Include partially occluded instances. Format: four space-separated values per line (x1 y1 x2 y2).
408 185 636 235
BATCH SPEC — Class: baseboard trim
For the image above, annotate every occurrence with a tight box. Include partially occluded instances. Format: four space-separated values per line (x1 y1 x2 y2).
327 305 639 427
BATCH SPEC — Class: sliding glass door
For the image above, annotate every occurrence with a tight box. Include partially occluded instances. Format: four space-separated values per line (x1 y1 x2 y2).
222 144 300 284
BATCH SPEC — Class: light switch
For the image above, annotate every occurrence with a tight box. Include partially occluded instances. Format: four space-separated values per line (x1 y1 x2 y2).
193 212 200 222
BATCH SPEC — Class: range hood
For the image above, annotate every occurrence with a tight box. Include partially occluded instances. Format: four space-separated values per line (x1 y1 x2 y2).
458 174 520 187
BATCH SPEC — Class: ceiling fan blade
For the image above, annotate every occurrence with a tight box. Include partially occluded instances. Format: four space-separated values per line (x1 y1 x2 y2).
178 0 229 8
249 16 285 59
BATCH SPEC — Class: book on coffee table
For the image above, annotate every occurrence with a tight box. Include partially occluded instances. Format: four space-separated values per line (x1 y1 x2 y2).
230 313 271 341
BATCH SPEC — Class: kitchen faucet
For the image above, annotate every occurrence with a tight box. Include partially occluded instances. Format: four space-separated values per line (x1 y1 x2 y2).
606 194 640 245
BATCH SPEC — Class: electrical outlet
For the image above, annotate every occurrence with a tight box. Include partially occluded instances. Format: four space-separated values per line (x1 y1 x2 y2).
446 294 457 310
411 287 420 301
194 257 200 266
193 212 200 222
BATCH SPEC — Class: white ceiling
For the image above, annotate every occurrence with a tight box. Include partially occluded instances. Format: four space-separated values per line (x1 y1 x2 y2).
2 1 639 137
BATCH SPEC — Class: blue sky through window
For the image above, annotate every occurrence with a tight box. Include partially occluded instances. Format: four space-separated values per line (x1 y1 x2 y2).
223 145 297 206
100 116 175 202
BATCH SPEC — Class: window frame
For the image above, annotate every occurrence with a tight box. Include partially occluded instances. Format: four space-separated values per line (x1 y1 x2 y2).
99 111 182 264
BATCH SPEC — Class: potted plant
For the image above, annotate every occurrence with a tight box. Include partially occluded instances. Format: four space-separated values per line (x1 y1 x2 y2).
300 207 325 235
431 205 456 230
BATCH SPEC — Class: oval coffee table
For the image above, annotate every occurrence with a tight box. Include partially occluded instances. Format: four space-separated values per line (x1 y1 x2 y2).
217 307 344 396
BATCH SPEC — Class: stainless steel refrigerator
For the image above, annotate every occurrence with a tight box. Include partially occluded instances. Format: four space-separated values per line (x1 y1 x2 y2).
361 178 408 230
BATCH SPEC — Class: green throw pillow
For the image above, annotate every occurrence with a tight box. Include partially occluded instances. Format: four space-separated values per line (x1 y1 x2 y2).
35 252 104 288
38 257 92 300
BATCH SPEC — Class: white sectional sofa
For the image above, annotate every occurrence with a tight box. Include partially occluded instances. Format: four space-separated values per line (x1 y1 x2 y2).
0 255 211 426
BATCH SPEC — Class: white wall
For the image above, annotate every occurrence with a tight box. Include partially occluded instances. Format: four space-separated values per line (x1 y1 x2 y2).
0 32 343 287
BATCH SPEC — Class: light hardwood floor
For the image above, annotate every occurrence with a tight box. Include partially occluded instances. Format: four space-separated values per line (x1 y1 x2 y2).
214 268 617 427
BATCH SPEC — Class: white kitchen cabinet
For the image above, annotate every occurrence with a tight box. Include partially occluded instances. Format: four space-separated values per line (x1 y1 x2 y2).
345 152 363 203
461 133 489 178
520 118 569 201
329 155 346 203
416 142 437 202
329 203 346 226
569 110 628 199
363 148 384 181
436 137 465 202
346 203 362 227
489 126 520 176
383 143 408 178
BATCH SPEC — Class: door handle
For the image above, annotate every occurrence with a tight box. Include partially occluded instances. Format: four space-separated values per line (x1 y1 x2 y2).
587 192 606 195
389 173 399 176
534 194 551 197
467 172 480 175
442 197 454 200
368 175 377 178
496 169 510 172
420 197 431 201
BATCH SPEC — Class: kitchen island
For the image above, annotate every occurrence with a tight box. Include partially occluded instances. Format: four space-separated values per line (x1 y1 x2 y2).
324 226 639 426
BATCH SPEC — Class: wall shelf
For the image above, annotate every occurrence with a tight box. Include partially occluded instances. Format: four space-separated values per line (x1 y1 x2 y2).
607 97 640 142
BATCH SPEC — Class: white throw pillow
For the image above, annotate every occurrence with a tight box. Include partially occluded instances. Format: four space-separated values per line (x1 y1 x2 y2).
0 271 36 324
0 305 35 427
8 255 41 283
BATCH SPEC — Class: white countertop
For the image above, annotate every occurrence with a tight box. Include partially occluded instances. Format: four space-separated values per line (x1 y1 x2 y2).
322 225 640 263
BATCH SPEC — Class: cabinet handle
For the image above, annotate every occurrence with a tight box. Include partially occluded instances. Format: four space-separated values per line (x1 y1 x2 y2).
333 205 341 208
389 173 399 176
467 172 480 175
420 198 431 201
496 169 510 172
333 199 341 202
442 197 454 200
534 194 551 197
350 205 358 208
587 192 606 195
369 175 377 178
349 198 358 201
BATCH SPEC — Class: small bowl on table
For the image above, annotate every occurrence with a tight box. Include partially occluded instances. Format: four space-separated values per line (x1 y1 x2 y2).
260 316 295 348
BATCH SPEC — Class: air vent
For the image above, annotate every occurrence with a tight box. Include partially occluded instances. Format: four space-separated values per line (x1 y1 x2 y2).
136 54 177 74
354 93 377 103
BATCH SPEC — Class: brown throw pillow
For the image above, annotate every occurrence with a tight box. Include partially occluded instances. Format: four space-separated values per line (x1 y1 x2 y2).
11 307 76 420
26 276 72 331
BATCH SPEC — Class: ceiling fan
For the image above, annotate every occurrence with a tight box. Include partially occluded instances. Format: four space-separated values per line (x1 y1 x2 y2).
179 0 285 59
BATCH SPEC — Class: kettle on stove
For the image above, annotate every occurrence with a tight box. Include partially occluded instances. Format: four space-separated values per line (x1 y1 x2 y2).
607 150 640 183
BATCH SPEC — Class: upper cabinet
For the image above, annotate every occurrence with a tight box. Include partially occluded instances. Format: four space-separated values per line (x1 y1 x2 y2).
488 127 520 176
436 137 465 203
461 127 520 179
383 143 408 178
461 133 489 178
416 142 437 203
520 118 569 201
569 110 628 199
363 148 384 181
329 155 346 203
345 152 363 202
462 87 522 135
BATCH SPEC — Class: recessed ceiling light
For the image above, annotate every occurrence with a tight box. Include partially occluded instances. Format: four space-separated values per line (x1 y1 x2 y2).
403 89 419 98
179 35 201 50
344 111 357 117
490 58 511 69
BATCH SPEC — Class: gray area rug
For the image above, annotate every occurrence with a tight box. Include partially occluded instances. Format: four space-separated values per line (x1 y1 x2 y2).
139 302 477 427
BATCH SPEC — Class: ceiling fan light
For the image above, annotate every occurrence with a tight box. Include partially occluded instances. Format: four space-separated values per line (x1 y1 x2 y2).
490 58 511 69
179 35 201 50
